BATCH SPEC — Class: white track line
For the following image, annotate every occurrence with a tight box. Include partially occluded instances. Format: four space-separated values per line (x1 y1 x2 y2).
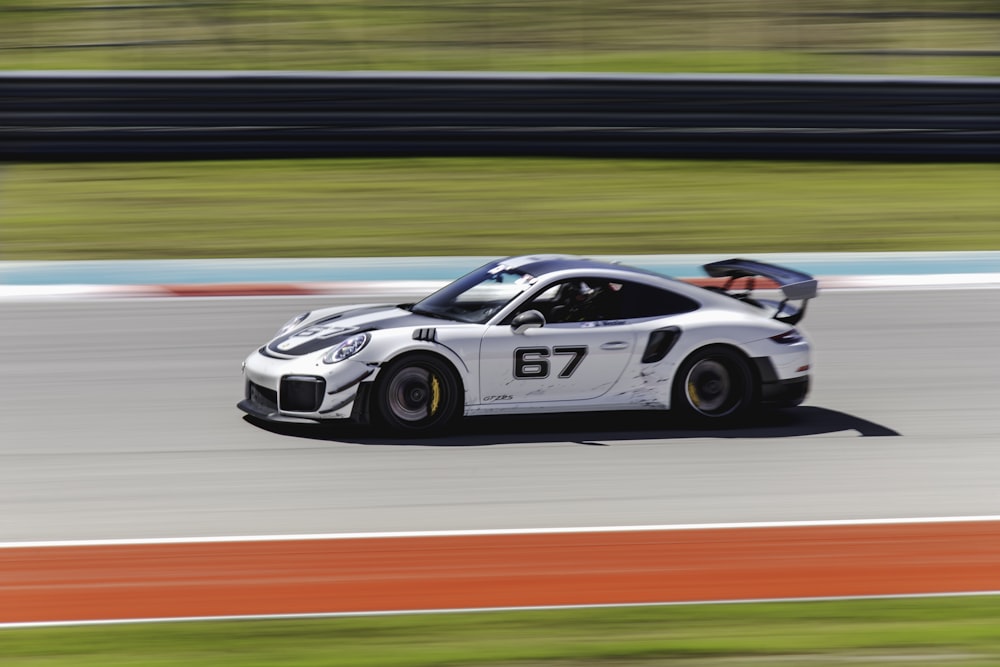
4 515 1000 549
4 591 1000 630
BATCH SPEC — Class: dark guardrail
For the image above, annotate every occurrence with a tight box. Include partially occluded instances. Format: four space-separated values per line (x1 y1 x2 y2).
3 71 999 161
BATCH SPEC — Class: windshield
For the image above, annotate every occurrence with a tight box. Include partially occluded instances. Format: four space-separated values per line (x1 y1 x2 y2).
410 262 535 323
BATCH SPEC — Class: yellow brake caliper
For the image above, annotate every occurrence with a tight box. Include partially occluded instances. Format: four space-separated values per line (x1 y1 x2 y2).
429 374 441 416
687 381 701 407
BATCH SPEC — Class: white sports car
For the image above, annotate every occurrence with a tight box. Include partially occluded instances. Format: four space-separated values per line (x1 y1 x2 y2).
239 255 817 433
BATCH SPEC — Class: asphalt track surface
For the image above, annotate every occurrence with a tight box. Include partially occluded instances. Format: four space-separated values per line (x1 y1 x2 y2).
3 287 999 543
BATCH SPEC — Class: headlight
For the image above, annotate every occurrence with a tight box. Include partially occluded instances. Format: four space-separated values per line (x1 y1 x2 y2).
276 312 310 337
322 333 370 364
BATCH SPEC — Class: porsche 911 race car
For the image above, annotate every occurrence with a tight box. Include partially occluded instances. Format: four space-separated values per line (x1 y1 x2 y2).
238 255 817 433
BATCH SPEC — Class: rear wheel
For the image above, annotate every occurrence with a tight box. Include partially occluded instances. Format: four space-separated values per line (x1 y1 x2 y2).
672 345 756 425
374 353 462 434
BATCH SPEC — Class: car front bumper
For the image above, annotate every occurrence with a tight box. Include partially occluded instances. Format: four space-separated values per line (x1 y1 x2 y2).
238 348 375 422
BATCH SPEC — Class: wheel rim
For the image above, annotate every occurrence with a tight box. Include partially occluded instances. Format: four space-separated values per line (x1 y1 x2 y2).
386 366 442 423
685 358 735 415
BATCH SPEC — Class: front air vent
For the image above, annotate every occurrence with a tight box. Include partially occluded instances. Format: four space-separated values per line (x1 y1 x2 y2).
279 376 326 412
413 327 437 342
247 381 278 412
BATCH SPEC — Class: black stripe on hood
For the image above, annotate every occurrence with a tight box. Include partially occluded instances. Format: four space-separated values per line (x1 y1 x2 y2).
266 305 443 357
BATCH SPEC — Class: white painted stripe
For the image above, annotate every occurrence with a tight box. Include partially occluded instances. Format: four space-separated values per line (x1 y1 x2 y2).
3 590 1000 630
0 284 169 298
820 273 1000 290
3 515 999 549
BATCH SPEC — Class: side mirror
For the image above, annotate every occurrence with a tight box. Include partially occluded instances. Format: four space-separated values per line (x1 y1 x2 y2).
511 309 545 334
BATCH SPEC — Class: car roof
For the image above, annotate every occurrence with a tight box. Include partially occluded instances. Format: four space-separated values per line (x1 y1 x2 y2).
499 254 750 311
501 254 668 281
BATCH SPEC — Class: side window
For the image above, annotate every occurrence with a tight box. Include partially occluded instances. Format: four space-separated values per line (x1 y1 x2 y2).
516 278 623 324
510 278 698 324
618 281 699 319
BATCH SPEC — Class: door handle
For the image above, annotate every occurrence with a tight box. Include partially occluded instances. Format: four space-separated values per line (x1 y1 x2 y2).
600 341 630 350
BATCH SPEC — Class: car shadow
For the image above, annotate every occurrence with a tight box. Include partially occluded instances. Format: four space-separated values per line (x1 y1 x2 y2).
242 405 899 447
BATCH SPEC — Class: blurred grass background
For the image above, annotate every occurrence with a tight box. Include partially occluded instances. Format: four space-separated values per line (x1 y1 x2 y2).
2 1 998 259
4 159 1000 259
4 597 1000 666
3 0 1000 75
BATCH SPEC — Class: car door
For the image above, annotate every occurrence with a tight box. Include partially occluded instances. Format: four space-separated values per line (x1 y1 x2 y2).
479 322 635 404
478 277 636 404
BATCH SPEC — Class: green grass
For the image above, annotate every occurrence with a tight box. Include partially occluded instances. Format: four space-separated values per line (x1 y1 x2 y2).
2 158 1000 260
4 597 1000 666
3 0 1000 75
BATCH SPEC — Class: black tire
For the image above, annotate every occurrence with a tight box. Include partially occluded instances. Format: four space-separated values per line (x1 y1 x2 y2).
374 353 462 434
672 345 756 426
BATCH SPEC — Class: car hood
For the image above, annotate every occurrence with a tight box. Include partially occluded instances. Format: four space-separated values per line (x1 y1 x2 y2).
265 304 443 357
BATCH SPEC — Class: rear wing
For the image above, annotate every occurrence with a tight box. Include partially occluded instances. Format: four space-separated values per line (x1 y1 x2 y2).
702 258 818 325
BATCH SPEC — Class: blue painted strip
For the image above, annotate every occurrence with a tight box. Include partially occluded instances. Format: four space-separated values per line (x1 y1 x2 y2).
1 252 998 286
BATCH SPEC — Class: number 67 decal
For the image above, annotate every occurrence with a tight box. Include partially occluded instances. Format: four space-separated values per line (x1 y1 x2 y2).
514 346 588 379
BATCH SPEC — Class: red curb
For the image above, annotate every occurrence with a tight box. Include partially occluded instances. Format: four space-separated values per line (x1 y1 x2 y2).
4 522 1000 624
160 283 323 297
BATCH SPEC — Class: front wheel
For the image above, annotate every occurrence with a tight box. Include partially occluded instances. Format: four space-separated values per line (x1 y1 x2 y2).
374 354 462 434
672 345 756 426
